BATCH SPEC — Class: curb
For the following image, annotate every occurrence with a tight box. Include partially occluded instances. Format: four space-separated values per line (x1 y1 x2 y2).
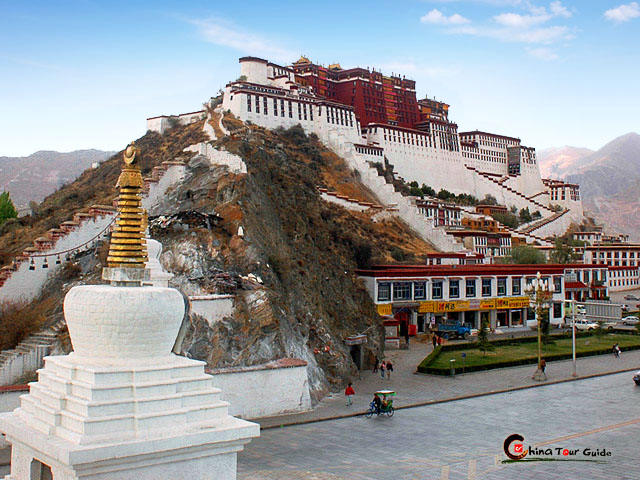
259 366 639 430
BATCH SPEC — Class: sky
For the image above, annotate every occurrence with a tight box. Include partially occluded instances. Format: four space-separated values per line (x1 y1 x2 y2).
1 0 639 157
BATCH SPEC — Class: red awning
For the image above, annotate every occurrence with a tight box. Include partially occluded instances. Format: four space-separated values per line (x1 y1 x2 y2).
565 281 588 290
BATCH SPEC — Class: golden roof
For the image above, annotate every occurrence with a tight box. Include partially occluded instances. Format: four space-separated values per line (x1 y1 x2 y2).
294 55 311 64
328 63 342 70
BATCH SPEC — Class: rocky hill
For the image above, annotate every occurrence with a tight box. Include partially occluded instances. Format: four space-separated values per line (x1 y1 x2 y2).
564 133 640 239
537 146 593 179
0 150 114 207
1 119 435 399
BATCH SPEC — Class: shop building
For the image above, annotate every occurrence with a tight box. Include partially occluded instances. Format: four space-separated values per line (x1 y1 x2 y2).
356 264 609 335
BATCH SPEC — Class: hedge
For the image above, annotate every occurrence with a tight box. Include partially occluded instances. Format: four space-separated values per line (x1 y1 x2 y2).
418 332 640 375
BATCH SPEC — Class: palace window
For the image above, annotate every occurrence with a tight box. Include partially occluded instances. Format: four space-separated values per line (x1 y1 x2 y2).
377 283 391 302
247 94 252 112
553 302 562 319
512 277 521 295
280 99 285 117
449 280 460 299
414 282 426 300
553 276 562 292
432 281 443 300
482 278 492 297
263 97 268 114
393 282 412 301
288 101 292 118
273 98 277 116
255 95 260 113
497 278 507 296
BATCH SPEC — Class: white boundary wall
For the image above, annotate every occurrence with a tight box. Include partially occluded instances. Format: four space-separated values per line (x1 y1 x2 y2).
210 360 312 419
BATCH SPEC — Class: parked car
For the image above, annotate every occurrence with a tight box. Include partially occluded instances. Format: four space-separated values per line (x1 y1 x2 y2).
574 319 599 331
600 321 618 331
624 294 639 301
622 316 639 326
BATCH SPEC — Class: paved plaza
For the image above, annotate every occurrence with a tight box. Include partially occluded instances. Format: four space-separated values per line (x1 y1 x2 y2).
239 372 640 479
260 338 640 428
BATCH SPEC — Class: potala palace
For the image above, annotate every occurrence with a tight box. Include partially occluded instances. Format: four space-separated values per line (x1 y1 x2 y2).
148 56 585 256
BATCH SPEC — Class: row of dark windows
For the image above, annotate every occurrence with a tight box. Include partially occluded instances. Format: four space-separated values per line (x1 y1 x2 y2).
377 277 534 302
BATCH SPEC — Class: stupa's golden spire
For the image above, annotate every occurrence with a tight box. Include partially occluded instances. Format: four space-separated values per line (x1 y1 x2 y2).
106 142 148 268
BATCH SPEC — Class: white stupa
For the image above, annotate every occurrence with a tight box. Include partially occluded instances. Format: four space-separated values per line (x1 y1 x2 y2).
0 143 259 479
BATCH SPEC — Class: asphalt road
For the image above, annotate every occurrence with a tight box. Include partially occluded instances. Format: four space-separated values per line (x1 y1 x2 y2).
238 372 640 480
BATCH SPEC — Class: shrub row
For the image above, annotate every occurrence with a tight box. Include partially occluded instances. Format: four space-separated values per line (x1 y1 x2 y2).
437 330 622 353
417 343 640 375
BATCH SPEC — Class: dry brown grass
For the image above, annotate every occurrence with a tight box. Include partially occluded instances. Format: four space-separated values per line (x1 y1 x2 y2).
0 297 57 351
0 122 206 268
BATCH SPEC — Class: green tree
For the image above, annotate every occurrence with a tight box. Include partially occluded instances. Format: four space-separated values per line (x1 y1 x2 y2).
0 191 18 226
519 207 532 224
482 194 498 205
549 238 580 264
492 211 519 229
409 186 424 197
504 245 546 264
421 184 436 197
477 319 493 355
437 188 453 200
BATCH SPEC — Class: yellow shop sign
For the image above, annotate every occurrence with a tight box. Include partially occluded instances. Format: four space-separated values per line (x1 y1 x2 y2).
434 300 470 313
418 301 434 313
377 304 392 316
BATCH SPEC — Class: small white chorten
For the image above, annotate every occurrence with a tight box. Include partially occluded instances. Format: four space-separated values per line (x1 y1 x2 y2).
0 143 259 479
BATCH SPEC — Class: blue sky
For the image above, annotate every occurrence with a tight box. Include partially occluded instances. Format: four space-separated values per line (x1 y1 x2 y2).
1 0 638 156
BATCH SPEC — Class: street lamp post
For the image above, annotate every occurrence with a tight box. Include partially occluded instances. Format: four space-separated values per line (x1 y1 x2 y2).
571 298 577 377
525 271 554 381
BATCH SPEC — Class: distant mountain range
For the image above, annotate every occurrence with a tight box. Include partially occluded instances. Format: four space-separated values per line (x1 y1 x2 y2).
539 132 640 240
0 150 115 207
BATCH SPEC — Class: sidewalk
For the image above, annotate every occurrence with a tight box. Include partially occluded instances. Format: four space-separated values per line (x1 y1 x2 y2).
258 338 640 429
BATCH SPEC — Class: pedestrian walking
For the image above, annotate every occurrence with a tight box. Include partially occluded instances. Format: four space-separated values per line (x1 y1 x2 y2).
615 344 622 358
373 357 379 373
405 331 410 346
380 361 385 379
345 383 355 406
540 358 547 380
386 360 393 379
432 334 437 348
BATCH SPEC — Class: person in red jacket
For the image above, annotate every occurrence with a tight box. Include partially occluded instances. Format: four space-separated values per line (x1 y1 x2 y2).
345 383 355 406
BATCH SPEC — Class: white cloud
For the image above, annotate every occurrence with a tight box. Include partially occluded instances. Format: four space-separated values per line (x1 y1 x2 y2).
434 1 574 48
421 9 471 25
604 2 640 22
450 24 570 44
550 1 572 17
189 18 296 63
494 12 551 27
526 46 559 60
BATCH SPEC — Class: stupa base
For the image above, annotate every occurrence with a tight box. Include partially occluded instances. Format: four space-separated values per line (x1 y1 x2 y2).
0 354 259 480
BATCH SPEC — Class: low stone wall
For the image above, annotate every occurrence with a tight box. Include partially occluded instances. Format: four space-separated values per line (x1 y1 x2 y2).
209 358 312 420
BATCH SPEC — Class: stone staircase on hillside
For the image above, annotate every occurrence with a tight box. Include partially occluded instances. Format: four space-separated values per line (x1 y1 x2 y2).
518 209 569 236
465 165 553 214
317 188 384 212
322 130 465 252
0 319 67 386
